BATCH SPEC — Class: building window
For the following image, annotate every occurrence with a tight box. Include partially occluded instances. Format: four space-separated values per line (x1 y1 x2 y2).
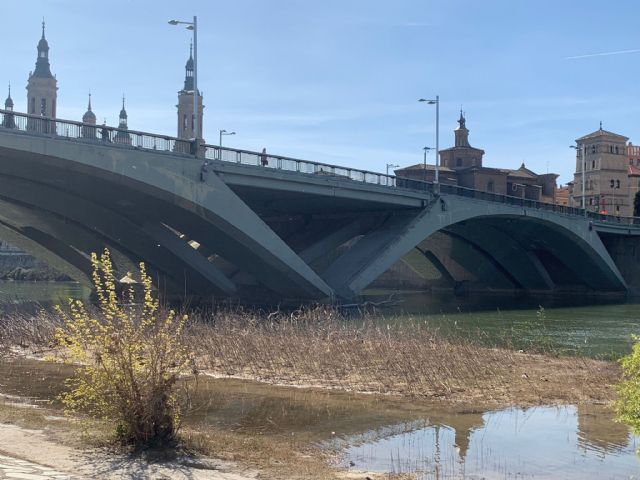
589 198 593 206
610 179 615 188
487 180 494 192
592 145 596 154
616 205 620 213
182 114 187 131
610 145 614 153
30 98 35 114
616 146 620 154
40 98 46 116
456 157 462 167
592 160 595 169
616 179 621 189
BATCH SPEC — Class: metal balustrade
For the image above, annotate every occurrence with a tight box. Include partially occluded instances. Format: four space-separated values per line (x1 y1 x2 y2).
0 108 192 155
202 144 397 187
2 108 640 226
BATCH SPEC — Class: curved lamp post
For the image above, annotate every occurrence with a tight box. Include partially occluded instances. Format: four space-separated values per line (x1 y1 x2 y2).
219 129 236 147
419 96 439 186
569 144 587 215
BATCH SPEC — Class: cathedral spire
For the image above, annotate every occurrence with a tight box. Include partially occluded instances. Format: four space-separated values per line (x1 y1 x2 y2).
183 42 195 91
454 111 471 147
119 95 128 127
82 92 96 124
114 95 131 144
4 84 13 110
33 19 53 78
458 108 466 129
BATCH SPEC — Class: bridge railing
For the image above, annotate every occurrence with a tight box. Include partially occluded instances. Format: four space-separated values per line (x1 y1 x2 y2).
0 109 193 155
2 108 640 225
438 183 640 225
203 144 400 188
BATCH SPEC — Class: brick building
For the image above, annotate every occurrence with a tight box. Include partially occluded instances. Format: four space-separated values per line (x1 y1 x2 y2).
395 112 558 203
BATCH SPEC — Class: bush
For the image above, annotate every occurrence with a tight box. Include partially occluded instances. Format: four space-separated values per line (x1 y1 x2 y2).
54 249 194 447
615 335 640 434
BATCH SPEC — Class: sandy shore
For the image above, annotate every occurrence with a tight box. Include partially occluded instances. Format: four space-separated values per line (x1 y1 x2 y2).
0 423 258 480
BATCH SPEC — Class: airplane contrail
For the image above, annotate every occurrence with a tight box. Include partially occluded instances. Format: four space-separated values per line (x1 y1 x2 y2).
566 49 640 60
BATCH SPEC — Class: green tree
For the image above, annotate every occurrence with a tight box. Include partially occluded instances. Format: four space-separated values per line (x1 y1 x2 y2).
616 336 640 434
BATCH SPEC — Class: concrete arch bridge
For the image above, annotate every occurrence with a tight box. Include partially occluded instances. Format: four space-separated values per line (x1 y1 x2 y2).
0 109 638 302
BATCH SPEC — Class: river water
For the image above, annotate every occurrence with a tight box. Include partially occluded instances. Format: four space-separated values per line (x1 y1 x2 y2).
332 404 640 479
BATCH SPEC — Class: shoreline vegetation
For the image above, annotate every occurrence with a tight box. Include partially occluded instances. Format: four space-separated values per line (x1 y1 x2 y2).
0 305 621 407
0 305 625 479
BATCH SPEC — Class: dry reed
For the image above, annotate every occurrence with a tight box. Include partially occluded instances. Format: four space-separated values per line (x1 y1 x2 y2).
0 305 619 406
185 306 615 405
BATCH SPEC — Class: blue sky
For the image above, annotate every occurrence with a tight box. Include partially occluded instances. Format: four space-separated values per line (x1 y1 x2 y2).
2 0 640 184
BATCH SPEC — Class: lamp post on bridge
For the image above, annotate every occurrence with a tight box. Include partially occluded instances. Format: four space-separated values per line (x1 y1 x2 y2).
386 163 400 176
169 16 199 143
422 146 433 183
569 144 587 216
219 129 236 147
419 96 439 190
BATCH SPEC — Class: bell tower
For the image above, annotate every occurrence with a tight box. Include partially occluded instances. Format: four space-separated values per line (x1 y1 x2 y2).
26 21 58 120
176 43 203 140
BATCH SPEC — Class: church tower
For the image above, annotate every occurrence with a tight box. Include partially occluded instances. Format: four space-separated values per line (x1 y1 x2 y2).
2 84 16 128
114 96 131 144
176 43 203 140
454 111 470 147
439 111 485 170
82 93 97 138
26 21 57 120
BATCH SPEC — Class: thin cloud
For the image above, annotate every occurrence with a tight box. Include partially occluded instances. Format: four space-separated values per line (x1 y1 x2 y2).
566 49 640 60
401 22 432 28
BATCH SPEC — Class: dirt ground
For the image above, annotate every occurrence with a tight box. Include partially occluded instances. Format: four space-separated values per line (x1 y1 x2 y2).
0 422 259 480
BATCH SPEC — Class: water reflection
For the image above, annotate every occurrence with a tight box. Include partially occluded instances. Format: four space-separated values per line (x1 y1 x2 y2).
336 405 640 479
0 281 89 310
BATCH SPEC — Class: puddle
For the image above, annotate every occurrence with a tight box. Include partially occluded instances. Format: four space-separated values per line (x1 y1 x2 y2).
331 405 640 479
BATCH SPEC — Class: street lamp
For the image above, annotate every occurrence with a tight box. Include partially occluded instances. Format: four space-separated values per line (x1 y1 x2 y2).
569 144 587 216
219 129 236 147
419 96 439 187
422 147 433 183
386 163 400 176
169 16 199 142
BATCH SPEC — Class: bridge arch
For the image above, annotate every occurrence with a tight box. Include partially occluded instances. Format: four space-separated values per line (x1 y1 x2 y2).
320 196 627 299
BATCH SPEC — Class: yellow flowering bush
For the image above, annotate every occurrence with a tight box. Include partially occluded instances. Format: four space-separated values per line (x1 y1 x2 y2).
55 249 194 446
616 335 640 435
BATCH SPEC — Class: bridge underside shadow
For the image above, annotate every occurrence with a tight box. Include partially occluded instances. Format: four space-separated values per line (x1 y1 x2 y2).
0 137 335 302
304 196 627 299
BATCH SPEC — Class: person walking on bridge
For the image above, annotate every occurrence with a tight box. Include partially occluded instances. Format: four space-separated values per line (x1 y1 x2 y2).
260 148 268 166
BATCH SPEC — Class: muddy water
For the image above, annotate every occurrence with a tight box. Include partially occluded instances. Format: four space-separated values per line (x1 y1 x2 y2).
0 359 639 478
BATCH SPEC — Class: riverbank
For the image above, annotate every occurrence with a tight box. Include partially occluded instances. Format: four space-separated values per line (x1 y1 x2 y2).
0 307 627 478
